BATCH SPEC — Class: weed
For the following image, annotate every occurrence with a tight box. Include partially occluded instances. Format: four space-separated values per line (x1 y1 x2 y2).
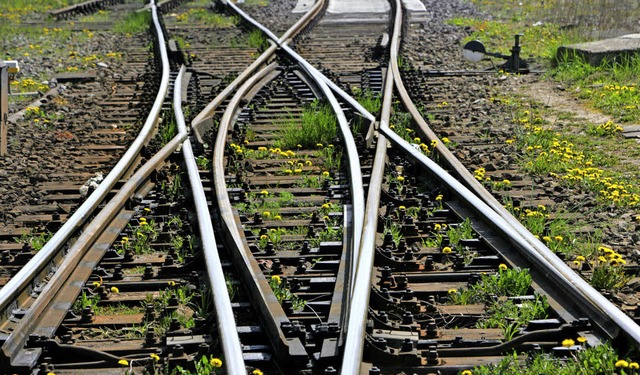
15 230 52 252
470 342 627 375
196 155 211 170
276 101 337 149
113 11 150 35
268 275 306 312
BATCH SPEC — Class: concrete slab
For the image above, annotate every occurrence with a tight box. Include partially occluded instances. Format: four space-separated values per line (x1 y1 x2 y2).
327 0 390 14
557 34 640 66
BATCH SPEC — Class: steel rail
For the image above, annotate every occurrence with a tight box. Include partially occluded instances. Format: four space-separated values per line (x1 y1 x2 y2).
190 0 325 132
390 5 640 346
212 62 309 362
0 0 170 315
339 0 402 372
173 65 245 374
223 0 366 300
1 132 188 368
223 0 376 124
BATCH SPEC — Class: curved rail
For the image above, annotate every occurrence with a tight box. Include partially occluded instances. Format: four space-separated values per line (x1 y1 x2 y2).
0 0 170 315
223 0 366 299
342 0 640 372
173 65 245 373
390 6 640 348
339 0 402 372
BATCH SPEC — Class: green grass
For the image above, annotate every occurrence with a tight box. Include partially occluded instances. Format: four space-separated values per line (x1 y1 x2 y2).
113 11 150 35
276 101 338 149
469 343 633 375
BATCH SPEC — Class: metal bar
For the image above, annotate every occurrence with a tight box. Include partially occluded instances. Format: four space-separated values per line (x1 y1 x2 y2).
173 65 245 373
0 0 170 320
339 0 402 371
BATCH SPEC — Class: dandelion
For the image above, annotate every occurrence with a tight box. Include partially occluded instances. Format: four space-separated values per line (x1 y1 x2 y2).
252 370 263 375
413 137 421 142
118 359 129 366
448 289 458 294
285 169 293 174
616 360 630 368
263 211 271 218
294 168 302 174
431 140 438 147
442 247 452 254
168 280 176 287
397 176 405 182
442 137 450 144
433 223 442 231
322 171 330 177
305 160 312 166
461 370 472 375
575 255 586 262
260 190 269 196
630 362 639 369
274 215 282 220
316 143 323 148
270 275 281 285
110 286 119 293
92 281 101 288
150 353 160 361
210 357 223 368
562 338 575 347
498 263 508 271
435 194 443 201
574 336 587 343
398 205 406 211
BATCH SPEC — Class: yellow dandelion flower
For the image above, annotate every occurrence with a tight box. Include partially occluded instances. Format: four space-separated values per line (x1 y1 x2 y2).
92 281 101 288
448 289 458 294
397 176 405 182
150 353 160 361
322 171 330 177
260 190 269 196
110 286 119 294
263 211 271 218
442 247 452 254
575 255 586 262
118 359 129 366
270 275 281 285
252 370 263 375
435 194 443 201
210 357 223 368
562 339 575 347
616 360 629 368
498 263 508 271
629 362 639 369
461 370 472 375
274 215 282 220
168 281 176 287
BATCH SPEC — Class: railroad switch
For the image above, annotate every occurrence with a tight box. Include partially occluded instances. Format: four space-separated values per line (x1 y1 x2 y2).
462 34 530 74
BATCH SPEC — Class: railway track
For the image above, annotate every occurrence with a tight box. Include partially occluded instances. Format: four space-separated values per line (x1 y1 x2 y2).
1 0 640 374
